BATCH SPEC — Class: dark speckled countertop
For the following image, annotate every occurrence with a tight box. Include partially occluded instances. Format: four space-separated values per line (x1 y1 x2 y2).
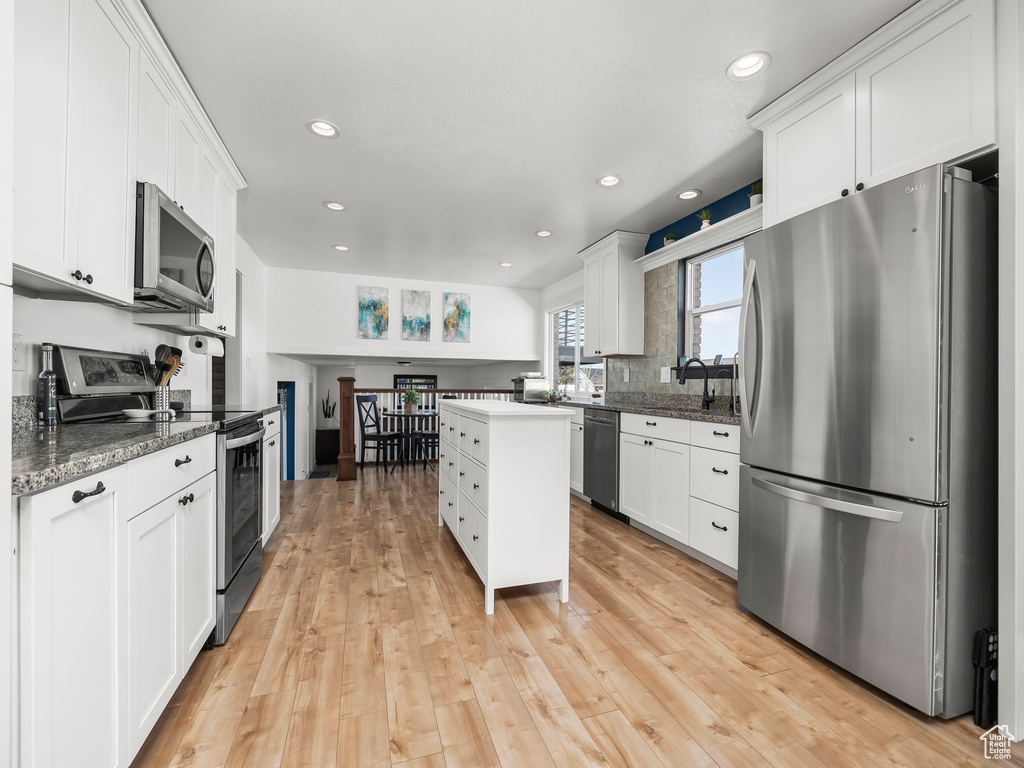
12 405 282 497
534 400 742 426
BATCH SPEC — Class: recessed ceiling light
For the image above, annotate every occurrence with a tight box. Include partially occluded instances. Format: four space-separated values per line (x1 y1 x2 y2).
678 189 701 200
333 244 349 251
498 262 512 267
306 119 339 138
536 230 552 237
323 201 346 211
597 174 622 187
727 52 771 81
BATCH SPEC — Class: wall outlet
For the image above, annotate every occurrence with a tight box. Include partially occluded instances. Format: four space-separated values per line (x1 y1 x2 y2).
622 367 629 383
661 366 672 383
12 334 23 372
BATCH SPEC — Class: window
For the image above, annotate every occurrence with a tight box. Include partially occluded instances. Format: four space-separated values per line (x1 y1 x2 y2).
393 374 437 390
679 244 744 369
551 303 604 394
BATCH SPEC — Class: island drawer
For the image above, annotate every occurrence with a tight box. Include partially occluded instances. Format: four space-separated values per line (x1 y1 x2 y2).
621 413 690 444
439 470 457 529
458 459 488 514
127 434 216 516
439 443 459 481
457 492 488 577
689 421 739 454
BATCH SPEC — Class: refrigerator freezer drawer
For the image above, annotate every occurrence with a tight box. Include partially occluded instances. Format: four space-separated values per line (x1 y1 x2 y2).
738 466 945 716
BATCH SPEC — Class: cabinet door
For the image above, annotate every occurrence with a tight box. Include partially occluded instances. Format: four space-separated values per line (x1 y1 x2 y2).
128 497 178 759
136 52 175 193
64 0 137 305
648 438 689 543
618 433 649 522
763 73 856 227
180 472 216 668
569 423 584 493
583 258 602 357
19 466 129 768
173 109 200 217
855 0 994 189
599 252 618 355
13 0 70 281
196 151 221 333
215 180 237 336
263 434 282 544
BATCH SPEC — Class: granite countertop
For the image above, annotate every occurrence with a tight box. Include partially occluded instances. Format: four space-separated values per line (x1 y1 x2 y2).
12 405 282 497
536 399 742 426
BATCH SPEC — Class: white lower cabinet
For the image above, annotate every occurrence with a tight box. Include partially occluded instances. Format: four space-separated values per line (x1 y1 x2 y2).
18 437 219 767
19 466 130 768
569 420 584 494
262 418 282 545
619 415 740 575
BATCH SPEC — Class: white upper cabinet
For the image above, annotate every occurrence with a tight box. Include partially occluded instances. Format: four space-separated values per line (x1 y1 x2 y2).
754 0 995 227
762 74 856 227
11 0 245 307
578 231 647 357
136 51 174 193
854 0 994 187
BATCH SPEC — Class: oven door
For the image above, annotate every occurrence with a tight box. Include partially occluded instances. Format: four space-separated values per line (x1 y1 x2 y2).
217 424 265 590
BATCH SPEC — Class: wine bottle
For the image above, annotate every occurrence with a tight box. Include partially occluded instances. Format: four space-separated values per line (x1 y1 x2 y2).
37 343 57 427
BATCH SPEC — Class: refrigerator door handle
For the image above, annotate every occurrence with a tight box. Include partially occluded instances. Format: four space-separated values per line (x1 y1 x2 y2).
751 476 904 523
739 260 758 439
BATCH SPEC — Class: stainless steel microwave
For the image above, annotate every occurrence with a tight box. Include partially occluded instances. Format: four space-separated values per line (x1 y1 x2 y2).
133 181 215 312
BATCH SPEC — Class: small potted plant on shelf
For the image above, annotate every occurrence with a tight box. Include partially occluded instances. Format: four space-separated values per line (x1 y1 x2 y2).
749 181 763 208
697 208 712 230
663 232 678 248
402 388 421 414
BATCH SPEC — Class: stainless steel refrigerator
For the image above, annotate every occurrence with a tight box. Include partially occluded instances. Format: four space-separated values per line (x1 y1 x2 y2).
737 164 997 718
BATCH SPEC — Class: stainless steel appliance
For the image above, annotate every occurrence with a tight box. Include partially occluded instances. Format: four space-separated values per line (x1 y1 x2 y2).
738 165 997 718
212 413 265 644
583 408 619 511
133 181 215 312
511 376 548 403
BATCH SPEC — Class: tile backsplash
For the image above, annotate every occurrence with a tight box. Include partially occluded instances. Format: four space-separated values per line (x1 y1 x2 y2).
13 389 192 431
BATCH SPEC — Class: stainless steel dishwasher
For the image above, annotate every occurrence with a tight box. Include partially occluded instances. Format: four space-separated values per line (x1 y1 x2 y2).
583 408 619 512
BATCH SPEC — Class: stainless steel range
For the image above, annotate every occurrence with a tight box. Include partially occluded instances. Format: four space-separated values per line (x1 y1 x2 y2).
48 344 265 645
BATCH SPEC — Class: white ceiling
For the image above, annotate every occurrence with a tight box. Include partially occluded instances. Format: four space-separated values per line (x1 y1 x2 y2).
143 0 914 290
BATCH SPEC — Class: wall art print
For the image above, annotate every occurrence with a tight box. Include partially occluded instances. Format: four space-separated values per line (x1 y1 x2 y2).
357 286 389 340
401 289 431 341
442 292 470 343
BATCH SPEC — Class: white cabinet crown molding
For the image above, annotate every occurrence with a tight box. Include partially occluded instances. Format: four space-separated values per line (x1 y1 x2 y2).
577 230 649 261
114 0 246 191
635 205 763 273
748 0 975 129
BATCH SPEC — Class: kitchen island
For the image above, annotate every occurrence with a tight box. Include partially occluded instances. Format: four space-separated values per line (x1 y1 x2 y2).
437 399 571 614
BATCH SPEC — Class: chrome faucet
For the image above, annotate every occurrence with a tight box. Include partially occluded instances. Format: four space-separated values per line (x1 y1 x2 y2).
677 358 716 410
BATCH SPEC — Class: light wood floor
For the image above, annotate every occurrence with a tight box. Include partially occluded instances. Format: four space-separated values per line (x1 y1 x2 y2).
133 468 1023 768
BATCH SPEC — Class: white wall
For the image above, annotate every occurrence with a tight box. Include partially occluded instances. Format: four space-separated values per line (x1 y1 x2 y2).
235 235 316 478
541 268 584 313
11 296 211 404
265 268 543 362
468 360 541 389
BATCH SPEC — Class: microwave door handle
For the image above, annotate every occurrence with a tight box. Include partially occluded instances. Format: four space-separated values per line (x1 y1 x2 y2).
225 427 266 450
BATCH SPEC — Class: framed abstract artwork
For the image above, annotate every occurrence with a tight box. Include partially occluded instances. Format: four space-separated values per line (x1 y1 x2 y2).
442 292 470 343
357 286 389 339
401 289 431 341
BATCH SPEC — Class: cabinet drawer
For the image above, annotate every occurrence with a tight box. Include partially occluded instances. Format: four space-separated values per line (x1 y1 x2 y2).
457 414 476 454
690 447 740 511
439 470 457 530
568 408 584 426
689 498 738 570
262 412 281 440
457 492 488 577
470 419 489 466
127 434 216 516
458 459 488 514
440 413 458 444
621 412 690 444
439 442 458 481
689 421 739 454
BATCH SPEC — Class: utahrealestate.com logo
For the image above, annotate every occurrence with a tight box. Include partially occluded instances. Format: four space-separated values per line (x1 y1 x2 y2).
980 725 1016 760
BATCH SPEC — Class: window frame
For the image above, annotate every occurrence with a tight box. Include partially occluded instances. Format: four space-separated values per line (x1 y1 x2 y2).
677 241 745 381
548 301 604 395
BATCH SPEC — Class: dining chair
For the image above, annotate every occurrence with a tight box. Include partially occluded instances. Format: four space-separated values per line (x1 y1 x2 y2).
356 395 404 469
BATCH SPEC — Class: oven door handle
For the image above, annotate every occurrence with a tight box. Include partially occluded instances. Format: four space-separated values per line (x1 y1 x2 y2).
225 427 266 449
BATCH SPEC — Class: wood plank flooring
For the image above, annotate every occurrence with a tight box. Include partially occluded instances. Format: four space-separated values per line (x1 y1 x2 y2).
132 468 1024 767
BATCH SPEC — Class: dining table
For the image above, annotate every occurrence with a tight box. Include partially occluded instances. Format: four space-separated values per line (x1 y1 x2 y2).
381 409 439 471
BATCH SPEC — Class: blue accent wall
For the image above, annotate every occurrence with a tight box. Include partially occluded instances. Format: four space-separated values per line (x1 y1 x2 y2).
645 179 762 254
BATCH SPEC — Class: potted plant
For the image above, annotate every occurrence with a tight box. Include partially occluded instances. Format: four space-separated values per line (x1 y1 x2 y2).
546 389 561 403
402 388 421 414
749 181 763 208
663 232 678 248
697 208 712 230
321 394 337 422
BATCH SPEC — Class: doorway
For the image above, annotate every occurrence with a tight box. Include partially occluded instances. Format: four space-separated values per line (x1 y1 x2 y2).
277 381 296 481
